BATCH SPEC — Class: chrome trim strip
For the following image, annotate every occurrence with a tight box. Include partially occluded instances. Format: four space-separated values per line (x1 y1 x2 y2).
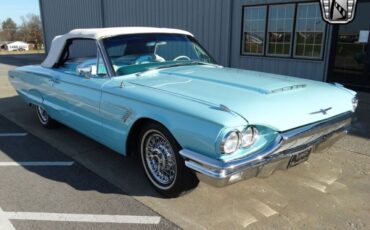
179 112 353 186
267 84 306 94
281 112 352 142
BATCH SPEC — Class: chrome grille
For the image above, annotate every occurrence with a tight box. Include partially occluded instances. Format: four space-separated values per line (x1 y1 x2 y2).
275 115 352 154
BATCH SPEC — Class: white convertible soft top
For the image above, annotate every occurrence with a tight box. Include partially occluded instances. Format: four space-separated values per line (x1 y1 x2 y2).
41 27 193 68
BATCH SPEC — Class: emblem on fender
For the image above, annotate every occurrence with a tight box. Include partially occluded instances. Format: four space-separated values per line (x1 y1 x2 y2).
309 107 332 115
319 0 358 24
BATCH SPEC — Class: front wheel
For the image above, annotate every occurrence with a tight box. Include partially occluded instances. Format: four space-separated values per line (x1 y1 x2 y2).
35 105 59 129
138 123 198 197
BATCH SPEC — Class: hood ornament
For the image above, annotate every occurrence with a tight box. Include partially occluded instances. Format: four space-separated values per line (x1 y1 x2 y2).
309 107 332 115
218 104 231 112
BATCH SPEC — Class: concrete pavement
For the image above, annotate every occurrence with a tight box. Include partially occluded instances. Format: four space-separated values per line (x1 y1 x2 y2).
0 114 177 229
1 55 369 229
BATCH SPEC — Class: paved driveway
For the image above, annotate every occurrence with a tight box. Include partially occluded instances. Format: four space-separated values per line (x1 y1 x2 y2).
1 55 369 229
0 115 177 230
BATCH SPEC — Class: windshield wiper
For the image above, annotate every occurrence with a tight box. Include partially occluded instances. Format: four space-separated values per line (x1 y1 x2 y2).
152 61 207 70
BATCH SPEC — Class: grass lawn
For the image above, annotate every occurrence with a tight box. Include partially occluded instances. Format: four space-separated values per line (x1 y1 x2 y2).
0 50 45 55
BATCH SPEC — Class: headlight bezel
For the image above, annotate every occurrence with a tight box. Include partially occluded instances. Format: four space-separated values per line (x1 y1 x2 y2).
220 130 241 154
220 126 259 155
240 126 259 148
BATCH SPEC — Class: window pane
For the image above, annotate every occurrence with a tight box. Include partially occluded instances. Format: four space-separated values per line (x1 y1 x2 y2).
270 7 277 19
103 34 215 76
294 3 325 58
306 19 315 31
67 40 97 59
242 6 267 55
259 7 266 19
315 18 325 31
267 4 294 56
96 50 107 76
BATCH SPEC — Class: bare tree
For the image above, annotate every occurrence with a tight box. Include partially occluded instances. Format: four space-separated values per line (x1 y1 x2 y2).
1 18 17 41
0 20 4 42
17 14 43 49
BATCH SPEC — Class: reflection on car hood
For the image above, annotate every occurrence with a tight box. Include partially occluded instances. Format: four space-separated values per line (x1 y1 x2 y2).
128 65 354 131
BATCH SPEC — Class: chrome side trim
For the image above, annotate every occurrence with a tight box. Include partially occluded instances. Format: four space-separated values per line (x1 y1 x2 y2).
267 84 306 94
179 112 353 187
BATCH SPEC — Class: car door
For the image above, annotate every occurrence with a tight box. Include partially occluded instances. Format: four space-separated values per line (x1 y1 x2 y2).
45 39 110 141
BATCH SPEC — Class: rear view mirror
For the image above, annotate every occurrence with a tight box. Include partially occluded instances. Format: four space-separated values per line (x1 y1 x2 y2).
146 41 167 46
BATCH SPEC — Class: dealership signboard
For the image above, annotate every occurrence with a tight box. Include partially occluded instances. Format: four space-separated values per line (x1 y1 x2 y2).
320 0 358 24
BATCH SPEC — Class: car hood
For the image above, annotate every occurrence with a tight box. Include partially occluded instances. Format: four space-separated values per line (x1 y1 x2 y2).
127 65 355 131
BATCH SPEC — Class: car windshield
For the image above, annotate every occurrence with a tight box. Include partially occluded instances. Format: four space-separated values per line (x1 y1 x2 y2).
102 33 216 76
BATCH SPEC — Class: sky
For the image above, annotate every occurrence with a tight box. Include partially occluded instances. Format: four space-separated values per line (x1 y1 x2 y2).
0 0 40 25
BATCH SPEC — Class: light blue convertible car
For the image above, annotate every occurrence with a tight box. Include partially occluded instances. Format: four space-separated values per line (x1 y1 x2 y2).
9 27 357 197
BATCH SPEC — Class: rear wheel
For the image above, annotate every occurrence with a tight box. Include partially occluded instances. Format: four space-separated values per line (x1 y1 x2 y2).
35 105 59 129
138 122 198 197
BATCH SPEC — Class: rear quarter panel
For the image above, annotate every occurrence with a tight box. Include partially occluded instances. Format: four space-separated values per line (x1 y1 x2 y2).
8 65 54 106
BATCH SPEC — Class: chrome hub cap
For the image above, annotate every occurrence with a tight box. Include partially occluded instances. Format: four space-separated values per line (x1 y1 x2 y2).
37 106 49 124
144 132 177 187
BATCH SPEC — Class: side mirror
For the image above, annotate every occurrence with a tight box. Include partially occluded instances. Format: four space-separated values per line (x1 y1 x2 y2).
77 65 98 78
77 65 94 78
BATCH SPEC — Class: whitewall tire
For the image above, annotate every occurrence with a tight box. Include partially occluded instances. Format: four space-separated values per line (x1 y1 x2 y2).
138 122 198 197
35 105 58 129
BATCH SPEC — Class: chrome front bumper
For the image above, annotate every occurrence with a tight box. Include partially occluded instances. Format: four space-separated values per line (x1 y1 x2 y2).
179 112 352 187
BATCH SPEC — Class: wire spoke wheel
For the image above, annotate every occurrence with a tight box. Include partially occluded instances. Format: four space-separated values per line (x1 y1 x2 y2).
36 105 49 125
142 130 177 188
139 123 198 197
35 105 58 129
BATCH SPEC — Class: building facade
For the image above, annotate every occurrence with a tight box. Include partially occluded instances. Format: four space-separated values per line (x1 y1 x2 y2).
39 0 370 90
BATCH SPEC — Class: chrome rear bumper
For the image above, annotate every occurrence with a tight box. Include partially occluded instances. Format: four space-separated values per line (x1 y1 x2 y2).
179 112 352 187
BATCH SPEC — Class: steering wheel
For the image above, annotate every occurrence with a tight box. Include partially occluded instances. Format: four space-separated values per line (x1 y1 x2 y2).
173 55 191 61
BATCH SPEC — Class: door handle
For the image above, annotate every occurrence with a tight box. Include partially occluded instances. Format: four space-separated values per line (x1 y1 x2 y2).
49 78 60 84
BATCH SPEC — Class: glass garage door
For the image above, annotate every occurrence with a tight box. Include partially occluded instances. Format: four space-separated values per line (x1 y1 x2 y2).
328 1 370 91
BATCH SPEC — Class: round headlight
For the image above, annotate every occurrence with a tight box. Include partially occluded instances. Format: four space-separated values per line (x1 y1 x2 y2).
241 127 258 148
352 97 358 112
221 131 240 154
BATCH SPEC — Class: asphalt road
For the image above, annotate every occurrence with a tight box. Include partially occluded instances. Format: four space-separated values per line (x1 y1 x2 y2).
1 54 370 230
0 114 177 230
